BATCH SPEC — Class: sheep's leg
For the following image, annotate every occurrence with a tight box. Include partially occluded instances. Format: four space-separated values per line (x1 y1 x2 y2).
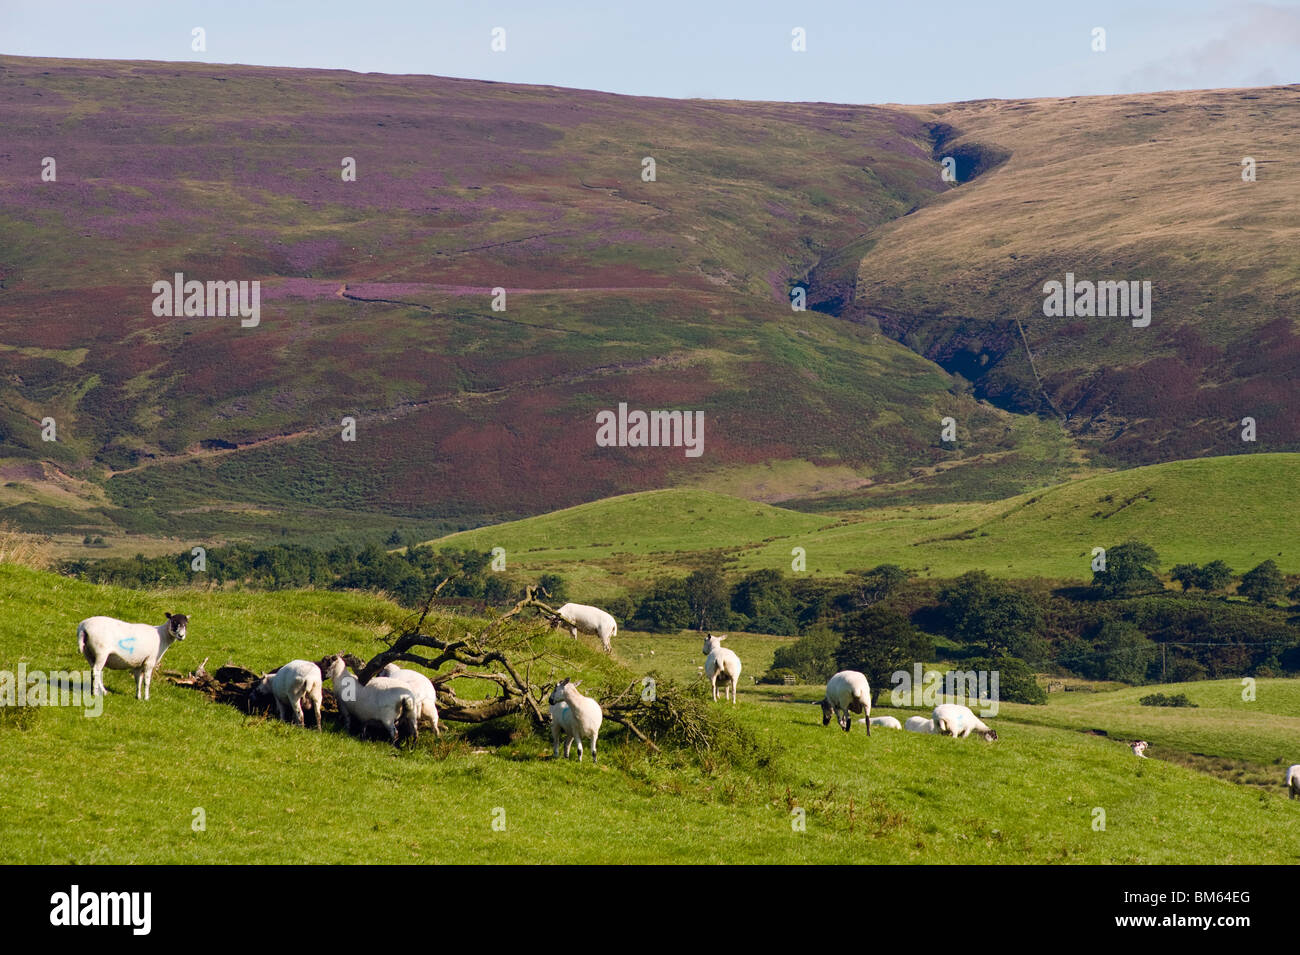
575 736 584 762
590 732 598 765
711 675 718 702
292 698 305 726
134 668 145 700
91 659 105 696
564 736 574 759
143 663 154 701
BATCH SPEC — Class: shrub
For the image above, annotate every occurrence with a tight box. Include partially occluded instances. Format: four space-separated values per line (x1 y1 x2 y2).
757 667 799 686
767 626 841 685
1092 540 1162 597
962 655 1047 705
1139 692 1197 708
1239 560 1286 605
937 571 1043 657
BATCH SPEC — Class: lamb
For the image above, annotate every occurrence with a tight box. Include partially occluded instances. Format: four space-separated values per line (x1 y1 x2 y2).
378 663 442 736
904 716 937 733
77 612 189 700
552 603 618 653
932 703 998 740
819 670 871 732
859 715 902 730
548 678 603 763
326 655 418 744
702 634 742 703
1130 740 1149 758
252 660 323 729
1287 765 1300 799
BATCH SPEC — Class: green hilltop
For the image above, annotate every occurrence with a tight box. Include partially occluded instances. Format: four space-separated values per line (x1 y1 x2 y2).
431 453 1300 596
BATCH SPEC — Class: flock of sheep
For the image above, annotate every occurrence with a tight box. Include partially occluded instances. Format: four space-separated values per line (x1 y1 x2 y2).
72 605 1300 794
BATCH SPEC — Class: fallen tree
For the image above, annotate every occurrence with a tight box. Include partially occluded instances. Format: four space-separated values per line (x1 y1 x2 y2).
164 584 666 752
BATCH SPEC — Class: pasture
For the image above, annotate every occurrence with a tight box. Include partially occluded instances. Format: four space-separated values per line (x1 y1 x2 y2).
428 453 1300 599
1 563 1296 865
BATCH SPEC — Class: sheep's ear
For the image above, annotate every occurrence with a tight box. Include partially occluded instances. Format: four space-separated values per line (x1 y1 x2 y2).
572 680 582 688
165 612 174 620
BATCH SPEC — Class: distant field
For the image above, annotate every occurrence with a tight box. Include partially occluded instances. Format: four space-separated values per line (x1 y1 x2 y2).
3 563 1296 864
430 453 1300 597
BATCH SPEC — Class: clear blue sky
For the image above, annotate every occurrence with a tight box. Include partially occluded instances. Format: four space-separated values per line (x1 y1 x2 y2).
3 0 1297 103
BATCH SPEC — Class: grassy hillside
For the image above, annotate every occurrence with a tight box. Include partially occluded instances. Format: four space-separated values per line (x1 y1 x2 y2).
1 562 1297 864
431 453 1300 596
815 85 1300 465
1 54 1084 542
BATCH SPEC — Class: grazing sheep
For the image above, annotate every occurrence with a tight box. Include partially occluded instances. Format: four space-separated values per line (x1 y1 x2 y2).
819 670 871 733
552 603 618 652
379 663 442 736
859 715 902 730
702 634 742 703
932 703 998 741
1287 765 1300 799
1130 740 1149 758
77 612 189 700
548 678 603 763
252 660 323 729
904 716 937 734
326 655 418 745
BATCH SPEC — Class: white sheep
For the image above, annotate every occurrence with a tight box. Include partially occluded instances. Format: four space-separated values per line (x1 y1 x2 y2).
379 662 442 736
820 669 871 732
904 716 937 733
326 655 418 744
859 715 902 730
252 660 323 729
1287 765 1300 799
702 634 742 703
77 612 189 700
932 703 998 740
1130 740 1149 758
552 603 618 653
548 678 602 763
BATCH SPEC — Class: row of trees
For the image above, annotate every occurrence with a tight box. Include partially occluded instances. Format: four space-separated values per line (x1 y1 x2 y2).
1091 541 1293 605
61 542 568 610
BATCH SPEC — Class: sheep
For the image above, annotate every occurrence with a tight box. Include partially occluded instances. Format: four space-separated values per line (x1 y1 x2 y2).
1287 765 1300 800
251 660 323 729
904 716 937 733
325 655 418 745
548 678 602 763
378 662 442 736
819 670 871 732
859 715 902 730
1130 740 1149 758
77 612 189 700
702 634 742 703
932 703 998 740
552 603 618 652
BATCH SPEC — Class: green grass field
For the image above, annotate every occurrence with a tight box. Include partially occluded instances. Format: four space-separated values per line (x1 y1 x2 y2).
429 453 1300 598
2 563 1296 864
